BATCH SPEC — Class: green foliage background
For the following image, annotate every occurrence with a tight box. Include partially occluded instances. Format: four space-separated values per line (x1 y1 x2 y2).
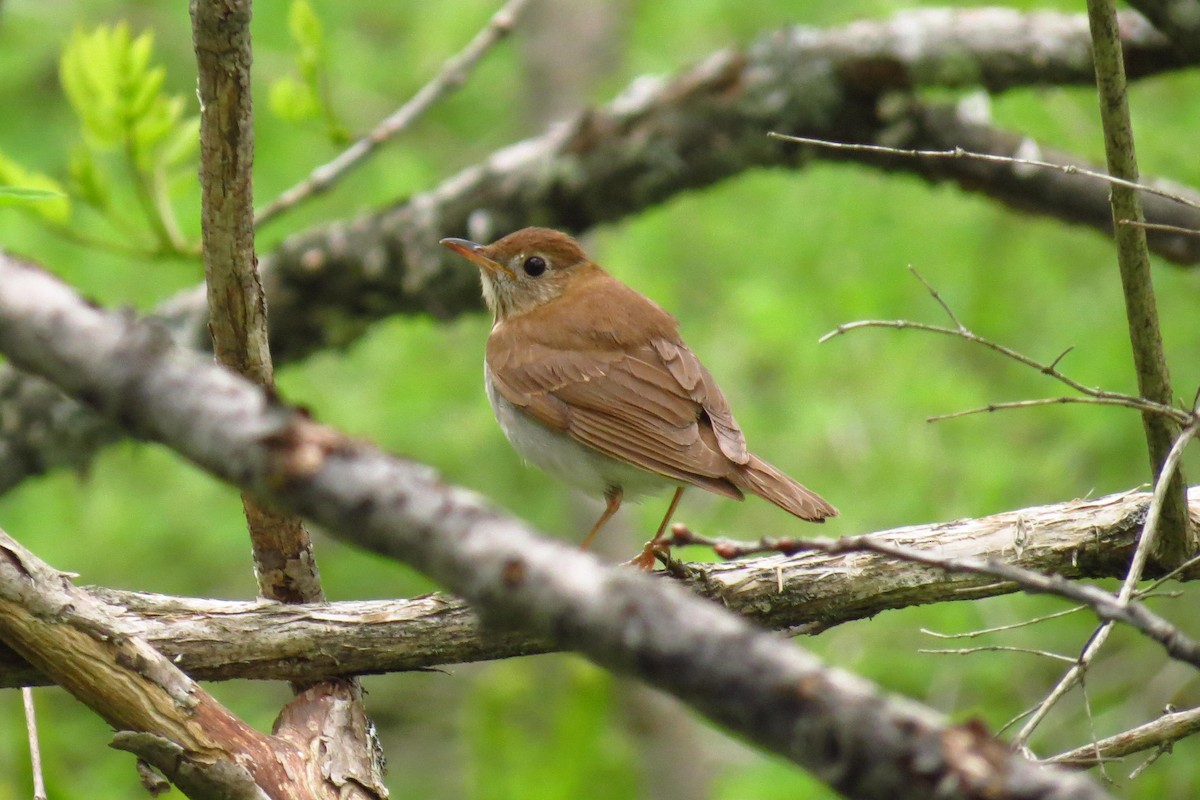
1 1 1199 798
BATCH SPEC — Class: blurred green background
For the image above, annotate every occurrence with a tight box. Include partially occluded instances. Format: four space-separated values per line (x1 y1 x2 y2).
1 1 1199 798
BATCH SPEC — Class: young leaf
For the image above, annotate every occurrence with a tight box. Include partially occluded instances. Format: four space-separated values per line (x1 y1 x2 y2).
68 145 112 212
0 151 70 222
289 0 326 68
269 76 320 122
60 24 187 166
0 186 66 202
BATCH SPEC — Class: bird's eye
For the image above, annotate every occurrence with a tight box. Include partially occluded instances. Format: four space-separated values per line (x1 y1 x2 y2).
522 256 547 277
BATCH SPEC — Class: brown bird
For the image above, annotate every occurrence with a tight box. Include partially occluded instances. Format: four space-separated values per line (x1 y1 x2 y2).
441 227 836 561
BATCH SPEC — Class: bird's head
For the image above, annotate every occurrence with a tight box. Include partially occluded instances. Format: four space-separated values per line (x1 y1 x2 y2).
440 227 594 320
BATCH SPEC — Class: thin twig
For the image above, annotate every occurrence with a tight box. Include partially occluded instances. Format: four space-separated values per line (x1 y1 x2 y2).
193 0 325 608
1078 674 1110 783
768 133 1200 212
1128 746 1169 779
666 523 1200 669
821 316 1191 426
918 645 1077 664
998 703 1039 737
22 687 46 800
907 265 967 332
1141 552 1200 594
255 0 530 227
1122 219 1200 237
1014 420 1198 747
920 605 1085 640
1048 704 1200 769
926 396 1181 423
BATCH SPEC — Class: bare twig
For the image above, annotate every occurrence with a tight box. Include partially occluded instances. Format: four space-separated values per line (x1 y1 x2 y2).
918 645 1078 664
22 687 46 800
920 606 1086 640
1142 552 1200 593
1087 0 1193 567
1123 220 1200 238
1048 704 1200 768
667 436 1200 671
926 395 1182 423
1078 675 1110 783
1128 746 1169 779
1014 419 1198 747
820 270 1195 426
255 0 530 227
768 133 1200 212
821 260 1197 742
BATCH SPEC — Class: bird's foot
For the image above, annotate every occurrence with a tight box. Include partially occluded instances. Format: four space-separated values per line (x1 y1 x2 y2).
624 536 674 571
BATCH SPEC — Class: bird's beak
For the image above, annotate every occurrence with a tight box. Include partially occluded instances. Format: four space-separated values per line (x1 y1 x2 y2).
440 237 515 278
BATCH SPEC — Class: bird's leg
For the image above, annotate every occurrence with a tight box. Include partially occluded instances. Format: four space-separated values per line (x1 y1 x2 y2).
654 486 685 540
628 487 685 570
581 487 622 550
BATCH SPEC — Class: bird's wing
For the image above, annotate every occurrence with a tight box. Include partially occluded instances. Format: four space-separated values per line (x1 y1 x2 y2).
487 323 749 495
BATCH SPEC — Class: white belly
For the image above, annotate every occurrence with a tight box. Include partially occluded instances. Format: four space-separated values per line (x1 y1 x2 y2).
485 365 674 500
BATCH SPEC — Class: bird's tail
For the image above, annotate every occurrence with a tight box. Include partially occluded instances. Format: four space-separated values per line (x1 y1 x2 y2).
732 455 837 521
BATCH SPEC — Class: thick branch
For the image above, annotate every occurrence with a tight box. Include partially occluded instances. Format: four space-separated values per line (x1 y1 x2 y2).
0 487 1195 689
1127 0 1200 59
2 8 1198 496
0 527 313 800
0 256 1107 799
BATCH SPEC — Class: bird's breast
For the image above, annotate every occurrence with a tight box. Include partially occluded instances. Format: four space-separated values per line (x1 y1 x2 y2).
483 362 674 500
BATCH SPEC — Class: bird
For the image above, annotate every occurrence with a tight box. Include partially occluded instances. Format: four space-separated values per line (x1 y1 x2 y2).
440 227 836 562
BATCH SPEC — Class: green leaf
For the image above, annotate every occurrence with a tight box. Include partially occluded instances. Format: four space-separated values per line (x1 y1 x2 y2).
289 0 325 62
277 0 346 141
0 186 65 201
60 24 191 167
0 151 70 222
269 77 320 123
68 145 111 211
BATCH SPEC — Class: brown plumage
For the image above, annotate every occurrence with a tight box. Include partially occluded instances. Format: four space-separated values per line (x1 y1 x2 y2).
440 227 836 556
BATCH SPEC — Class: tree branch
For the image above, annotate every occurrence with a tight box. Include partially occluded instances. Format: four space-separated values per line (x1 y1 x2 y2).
192 0 326 608
255 0 530 227
1086 0 1193 566
0 486 1193 689
0 253 1108 800
0 526 313 799
1048 704 1200 768
1126 0 1200 59
190 4 385 795
2 8 1198 496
